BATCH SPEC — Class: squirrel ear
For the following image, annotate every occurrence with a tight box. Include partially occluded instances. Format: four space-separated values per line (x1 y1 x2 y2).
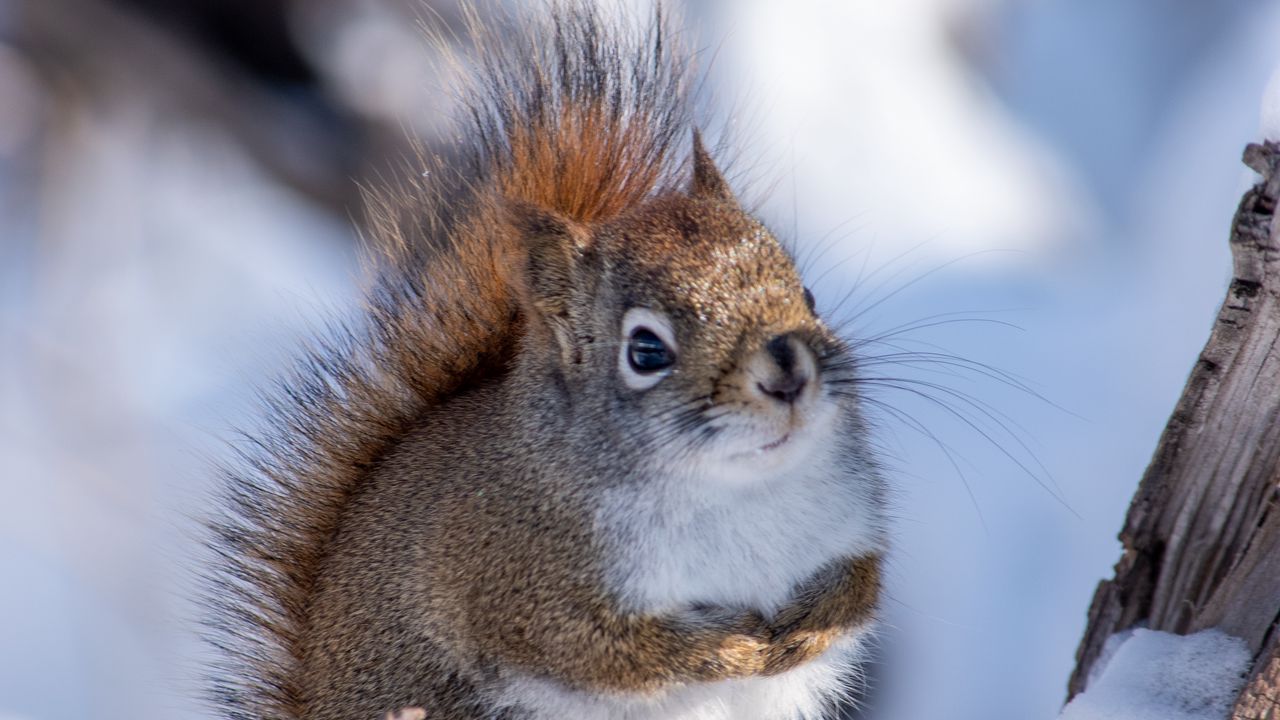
690 129 734 202
506 200 589 360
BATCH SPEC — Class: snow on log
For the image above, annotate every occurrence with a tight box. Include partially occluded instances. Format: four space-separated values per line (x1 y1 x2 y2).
1060 629 1249 720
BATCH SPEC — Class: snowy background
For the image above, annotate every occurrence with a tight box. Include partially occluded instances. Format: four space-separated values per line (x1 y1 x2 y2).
2 0 1277 719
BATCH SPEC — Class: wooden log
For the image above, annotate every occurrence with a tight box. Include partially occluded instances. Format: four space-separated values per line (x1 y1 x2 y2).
1067 141 1280 717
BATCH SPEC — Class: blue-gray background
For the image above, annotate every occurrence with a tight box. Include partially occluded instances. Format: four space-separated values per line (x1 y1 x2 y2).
2 1 1276 718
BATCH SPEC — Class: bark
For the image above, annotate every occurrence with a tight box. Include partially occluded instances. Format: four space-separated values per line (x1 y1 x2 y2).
1068 141 1280 718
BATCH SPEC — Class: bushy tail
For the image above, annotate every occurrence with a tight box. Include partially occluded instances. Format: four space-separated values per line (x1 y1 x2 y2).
204 4 697 719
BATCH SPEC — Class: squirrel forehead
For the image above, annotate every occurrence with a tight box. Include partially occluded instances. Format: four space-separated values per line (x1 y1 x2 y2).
597 199 808 330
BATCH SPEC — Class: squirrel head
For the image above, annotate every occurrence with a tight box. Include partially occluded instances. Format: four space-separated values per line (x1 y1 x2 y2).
510 133 850 485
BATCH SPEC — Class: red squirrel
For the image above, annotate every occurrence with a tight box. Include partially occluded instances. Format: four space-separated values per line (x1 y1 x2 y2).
206 5 886 719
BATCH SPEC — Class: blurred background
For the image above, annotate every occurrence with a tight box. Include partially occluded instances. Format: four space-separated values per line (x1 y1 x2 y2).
2 0 1277 718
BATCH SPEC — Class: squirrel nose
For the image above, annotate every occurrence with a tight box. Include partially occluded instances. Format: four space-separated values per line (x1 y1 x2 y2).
755 335 810 405
757 376 806 405
766 335 797 375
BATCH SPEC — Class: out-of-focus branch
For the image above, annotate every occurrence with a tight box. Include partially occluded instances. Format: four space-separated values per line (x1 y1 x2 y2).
14 0 364 213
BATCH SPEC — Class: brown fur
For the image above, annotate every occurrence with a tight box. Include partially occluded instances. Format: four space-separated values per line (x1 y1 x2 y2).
206 5 882 720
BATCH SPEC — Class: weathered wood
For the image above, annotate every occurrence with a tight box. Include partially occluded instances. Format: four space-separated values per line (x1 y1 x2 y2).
1068 142 1280 715
1233 641 1280 720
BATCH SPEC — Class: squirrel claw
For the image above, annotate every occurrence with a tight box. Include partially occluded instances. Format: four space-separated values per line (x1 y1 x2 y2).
385 708 426 720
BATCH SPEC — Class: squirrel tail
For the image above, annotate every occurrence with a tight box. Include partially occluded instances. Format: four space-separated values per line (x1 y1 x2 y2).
204 4 696 719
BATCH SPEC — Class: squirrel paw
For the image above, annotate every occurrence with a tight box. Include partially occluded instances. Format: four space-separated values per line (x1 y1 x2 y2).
761 554 882 676
681 604 773 677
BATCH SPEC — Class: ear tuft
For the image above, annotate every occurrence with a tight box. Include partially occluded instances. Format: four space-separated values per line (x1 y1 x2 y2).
505 200 588 360
690 129 734 202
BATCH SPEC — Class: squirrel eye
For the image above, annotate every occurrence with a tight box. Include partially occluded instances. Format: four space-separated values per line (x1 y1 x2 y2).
627 328 675 373
803 287 816 313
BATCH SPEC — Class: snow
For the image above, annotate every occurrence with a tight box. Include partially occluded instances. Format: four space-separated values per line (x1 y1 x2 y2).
726 0 1090 269
1058 629 1251 720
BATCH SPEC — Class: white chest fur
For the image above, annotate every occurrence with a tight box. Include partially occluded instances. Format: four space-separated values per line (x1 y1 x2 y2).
602 440 884 615
497 437 885 719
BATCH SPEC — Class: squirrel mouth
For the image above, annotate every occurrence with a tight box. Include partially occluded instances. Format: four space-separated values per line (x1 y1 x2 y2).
757 433 791 453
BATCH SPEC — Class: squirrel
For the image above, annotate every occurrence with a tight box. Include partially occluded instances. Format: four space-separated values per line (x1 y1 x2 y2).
205 4 887 720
